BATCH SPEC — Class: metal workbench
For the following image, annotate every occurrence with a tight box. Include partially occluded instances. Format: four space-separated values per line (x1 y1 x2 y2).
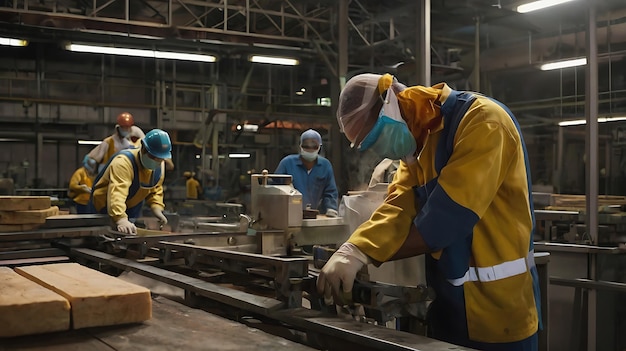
0 296 314 351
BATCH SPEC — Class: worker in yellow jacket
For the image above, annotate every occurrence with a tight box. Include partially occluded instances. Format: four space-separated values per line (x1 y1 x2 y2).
68 156 97 214
91 129 172 235
87 112 145 172
184 171 202 200
317 74 541 350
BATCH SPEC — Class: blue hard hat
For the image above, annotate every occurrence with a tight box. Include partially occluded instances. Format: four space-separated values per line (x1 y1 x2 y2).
141 129 172 159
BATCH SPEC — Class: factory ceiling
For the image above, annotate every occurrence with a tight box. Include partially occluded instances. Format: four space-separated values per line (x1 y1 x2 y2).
1 0 626 132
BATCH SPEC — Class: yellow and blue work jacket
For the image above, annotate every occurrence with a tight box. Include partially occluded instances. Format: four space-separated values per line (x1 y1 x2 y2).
349 83 540 347
91 148 165 222
68 167 94 205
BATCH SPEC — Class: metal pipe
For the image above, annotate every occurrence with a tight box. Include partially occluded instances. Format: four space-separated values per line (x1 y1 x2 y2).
173 61 177 125
474 16 480 91
585 2 598 350
415 0 430 86
35 45 43 187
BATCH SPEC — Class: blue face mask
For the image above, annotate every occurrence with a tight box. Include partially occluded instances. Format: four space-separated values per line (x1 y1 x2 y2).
139 152 162 170
360 115 416 160
118 129 130 138
358 88 416 161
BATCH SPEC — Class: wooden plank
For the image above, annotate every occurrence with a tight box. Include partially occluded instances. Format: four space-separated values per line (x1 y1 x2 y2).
0 206 59 225
0 223 43 232
15 263 152 329
40 214 110 229
0 196 51 211
549 194 626 208
136 227 172 236
0 266 71 337
0 256 70 267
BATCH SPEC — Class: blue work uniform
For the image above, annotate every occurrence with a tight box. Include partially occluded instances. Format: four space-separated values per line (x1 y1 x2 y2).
275 154 338 214
349 83 539 350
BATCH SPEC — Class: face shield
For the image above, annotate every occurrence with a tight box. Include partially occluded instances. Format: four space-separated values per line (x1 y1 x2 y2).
336 74 383 147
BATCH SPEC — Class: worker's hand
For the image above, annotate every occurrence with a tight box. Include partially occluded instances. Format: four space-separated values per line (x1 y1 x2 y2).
116 218 137 235
80 184 92 193
316 242 370 305
152 207 168 226
325 208 339 217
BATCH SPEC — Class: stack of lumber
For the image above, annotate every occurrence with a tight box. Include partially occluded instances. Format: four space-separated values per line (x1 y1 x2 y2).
0 196 59 232
0 263 152 337
547 194 626 210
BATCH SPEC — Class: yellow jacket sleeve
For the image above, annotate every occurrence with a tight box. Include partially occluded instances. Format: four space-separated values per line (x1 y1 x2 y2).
348 160 422 262
69 168 87 194
107 156 134 222
145 184 165 211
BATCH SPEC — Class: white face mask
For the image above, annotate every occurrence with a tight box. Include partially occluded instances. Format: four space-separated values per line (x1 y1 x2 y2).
300 147 319 161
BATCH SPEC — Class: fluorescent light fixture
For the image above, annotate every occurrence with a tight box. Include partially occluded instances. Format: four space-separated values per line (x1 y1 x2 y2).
540 58 586 70
66 44 216 62
229 153 251 159
249 55 299 66
516 0 576 13
0 37 28 47
558 116 626 127
78 140 102 145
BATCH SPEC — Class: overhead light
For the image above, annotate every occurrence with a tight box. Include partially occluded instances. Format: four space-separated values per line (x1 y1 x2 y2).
78 140 102 145
66 44 216 62
236 124 259 132
229 153 251 159
558 116 626 127
249 55 299 66
516 0 576 13
540 58 587 71
317 97 331 106
0 37 28 47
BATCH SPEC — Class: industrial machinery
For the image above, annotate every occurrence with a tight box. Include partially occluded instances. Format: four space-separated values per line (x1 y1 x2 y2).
534 193 626 246
0 176 468 350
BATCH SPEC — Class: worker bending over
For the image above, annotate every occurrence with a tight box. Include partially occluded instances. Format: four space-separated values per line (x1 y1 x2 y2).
87 112 145 171
68 156 97 214
317 73 541 350
91 128 172 235
275 129 339 217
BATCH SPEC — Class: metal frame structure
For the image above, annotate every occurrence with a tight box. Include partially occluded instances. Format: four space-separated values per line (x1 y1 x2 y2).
69 247 475 351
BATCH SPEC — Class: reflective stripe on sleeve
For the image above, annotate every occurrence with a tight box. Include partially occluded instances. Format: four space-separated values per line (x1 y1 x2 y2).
448 250 535 286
